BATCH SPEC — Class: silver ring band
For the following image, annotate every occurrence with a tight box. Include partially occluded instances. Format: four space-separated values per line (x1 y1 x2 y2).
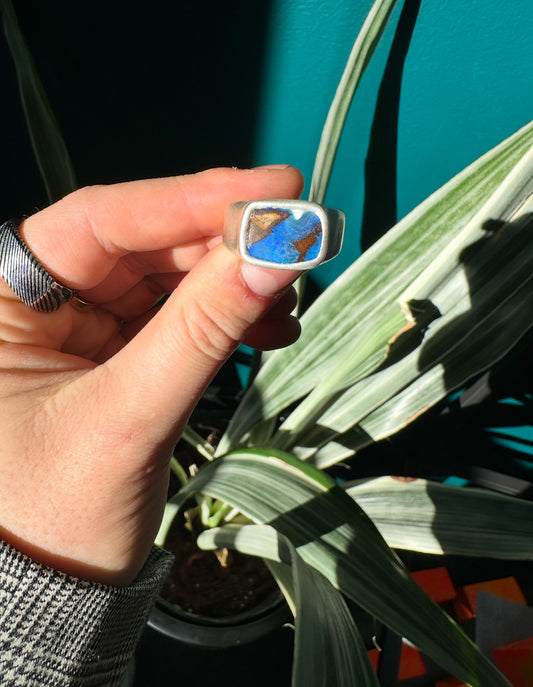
224 199 345 270
0 219 78 312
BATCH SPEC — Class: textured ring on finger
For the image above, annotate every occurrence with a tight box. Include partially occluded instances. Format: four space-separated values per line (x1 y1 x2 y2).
224 199 345 270
0 218 78 312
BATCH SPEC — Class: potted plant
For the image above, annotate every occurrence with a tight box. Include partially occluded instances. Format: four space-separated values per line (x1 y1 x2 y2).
3 0 532 685
153 2 533 683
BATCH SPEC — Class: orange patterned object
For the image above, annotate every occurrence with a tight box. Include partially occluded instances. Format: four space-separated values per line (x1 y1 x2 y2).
411 567 456 603
398 642 426 681
492 637 533 687
453 577 526 620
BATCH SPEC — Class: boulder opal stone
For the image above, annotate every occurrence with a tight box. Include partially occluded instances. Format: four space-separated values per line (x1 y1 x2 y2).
245 206 323 264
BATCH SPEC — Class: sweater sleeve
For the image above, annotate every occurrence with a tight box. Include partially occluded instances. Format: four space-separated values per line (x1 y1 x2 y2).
0 540 173 686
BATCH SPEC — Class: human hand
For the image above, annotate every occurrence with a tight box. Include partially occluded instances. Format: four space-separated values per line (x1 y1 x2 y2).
0 166 303 584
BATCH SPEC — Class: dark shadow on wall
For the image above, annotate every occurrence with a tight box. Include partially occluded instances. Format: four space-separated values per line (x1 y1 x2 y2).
0 1 273 216
360 0 422 252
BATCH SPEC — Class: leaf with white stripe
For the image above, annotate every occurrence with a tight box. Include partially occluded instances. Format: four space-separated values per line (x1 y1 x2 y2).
348 477 533 558
172 449 512 687
218 120 533 457
199 523 380 687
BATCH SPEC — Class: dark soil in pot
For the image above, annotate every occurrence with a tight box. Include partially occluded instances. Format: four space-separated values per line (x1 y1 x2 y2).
136 434 294 683
149 509 291 648
160 519 277 619
146 429 292 649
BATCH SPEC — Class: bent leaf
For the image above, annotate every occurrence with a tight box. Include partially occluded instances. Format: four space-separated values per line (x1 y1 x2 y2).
172 449 511 687
199 523 379 687
218 120 533 457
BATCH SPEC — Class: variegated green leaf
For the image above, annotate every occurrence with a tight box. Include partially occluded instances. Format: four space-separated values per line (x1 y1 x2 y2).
294 179 533 466
1 0 77 201
170 449 511 687
348 477 533 558
199 524 379 687
309 0 400 205
217 120 533 457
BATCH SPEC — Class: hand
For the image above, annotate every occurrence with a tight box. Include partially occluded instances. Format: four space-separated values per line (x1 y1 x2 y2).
0 166 304 584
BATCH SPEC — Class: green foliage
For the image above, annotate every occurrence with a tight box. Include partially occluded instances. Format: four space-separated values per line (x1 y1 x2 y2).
1 0 77 202
5 0 531 685
175 450 515 687
347 477 533 558
309 0 400 205
198 523 380 687
218 121 533 464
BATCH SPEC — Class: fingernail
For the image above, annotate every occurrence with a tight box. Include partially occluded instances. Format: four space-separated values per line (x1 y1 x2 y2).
251 164 292 171
241 263 297 297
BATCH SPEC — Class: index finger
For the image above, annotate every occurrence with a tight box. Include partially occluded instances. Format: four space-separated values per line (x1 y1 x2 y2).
20 166 304 290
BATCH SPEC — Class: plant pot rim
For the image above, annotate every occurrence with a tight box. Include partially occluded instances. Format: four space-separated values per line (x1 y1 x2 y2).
148 590 291 649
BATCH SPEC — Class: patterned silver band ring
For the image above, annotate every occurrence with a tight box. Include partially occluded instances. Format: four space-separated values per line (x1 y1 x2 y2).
224 199 345 270
0 219 78 312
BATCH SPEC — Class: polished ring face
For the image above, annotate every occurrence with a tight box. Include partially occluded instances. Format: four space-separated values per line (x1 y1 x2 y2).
243 202 325 267
225 199 344 270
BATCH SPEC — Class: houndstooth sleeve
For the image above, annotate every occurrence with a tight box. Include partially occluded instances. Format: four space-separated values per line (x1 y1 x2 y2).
0 540 173 686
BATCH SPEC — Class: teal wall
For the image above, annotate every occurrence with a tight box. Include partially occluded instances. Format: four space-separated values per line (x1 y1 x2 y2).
253 0 533 288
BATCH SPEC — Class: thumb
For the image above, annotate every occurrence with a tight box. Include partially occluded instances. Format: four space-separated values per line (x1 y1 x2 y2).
102 242 299 446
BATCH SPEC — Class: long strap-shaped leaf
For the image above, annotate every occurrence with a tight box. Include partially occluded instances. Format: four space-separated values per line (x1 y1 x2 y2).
292 183 533 466
292 0 399 313
170 449 511 687
347 477 533 558
308 0 400 205
1 0 77 202
217 120 533 456
400 142 533 307
199 523 380 687
268 146 533 462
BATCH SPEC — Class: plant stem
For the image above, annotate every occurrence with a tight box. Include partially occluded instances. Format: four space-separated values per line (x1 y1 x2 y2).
207 502 237 529
169 455 189 486
181 424 215 461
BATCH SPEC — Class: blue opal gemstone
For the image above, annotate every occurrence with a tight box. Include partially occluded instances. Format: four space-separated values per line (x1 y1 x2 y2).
245 207 323 264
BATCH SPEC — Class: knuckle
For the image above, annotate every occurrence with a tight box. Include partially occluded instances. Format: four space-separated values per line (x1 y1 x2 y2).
67 185 127 255
180 300 249 362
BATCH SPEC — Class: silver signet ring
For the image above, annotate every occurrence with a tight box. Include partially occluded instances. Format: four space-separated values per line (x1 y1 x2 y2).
224 199 345 270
